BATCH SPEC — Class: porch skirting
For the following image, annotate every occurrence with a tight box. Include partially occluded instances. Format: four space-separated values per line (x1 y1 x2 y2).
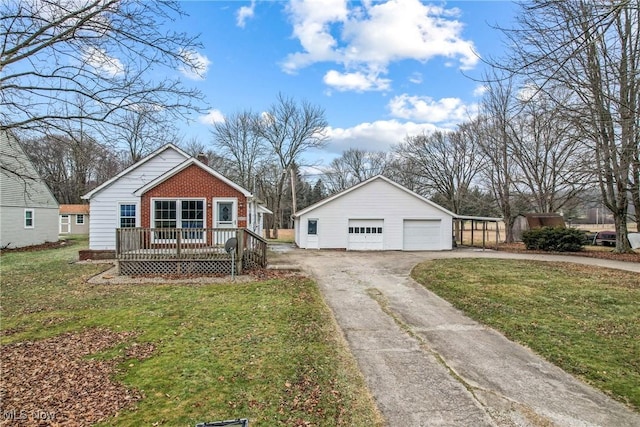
119 259 234 276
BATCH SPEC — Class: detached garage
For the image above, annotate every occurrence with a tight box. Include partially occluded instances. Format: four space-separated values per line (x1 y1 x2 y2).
294 175 455 251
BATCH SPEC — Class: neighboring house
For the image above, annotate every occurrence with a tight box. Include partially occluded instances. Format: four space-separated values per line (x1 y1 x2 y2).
293 175 455 251
81 144 269 255
0 130 59 248
59 204 90 234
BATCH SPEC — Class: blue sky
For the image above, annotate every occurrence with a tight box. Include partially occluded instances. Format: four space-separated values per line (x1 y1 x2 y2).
172 0 518 166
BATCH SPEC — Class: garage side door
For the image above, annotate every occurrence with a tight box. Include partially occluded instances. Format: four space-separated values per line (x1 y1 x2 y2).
403 219 441 250
348 219 384 250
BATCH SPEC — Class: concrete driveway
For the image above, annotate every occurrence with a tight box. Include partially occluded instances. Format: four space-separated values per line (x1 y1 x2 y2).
280 248 640 427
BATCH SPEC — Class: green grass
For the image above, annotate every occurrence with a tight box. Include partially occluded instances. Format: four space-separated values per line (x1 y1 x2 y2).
1 238 383 426
411 258 640 411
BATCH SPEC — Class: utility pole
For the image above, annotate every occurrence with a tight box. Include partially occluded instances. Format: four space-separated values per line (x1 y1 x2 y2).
290 167 297 215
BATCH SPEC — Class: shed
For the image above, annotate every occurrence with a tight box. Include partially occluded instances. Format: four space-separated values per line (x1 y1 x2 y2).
59 204 90 234
293 175 455 251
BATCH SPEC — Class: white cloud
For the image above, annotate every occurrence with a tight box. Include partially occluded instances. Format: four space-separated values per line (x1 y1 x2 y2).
323 70 391 92
82 46 124 77
199 109 225 125
179 49 212 80
282 0 348 73
388 94 478 124
236 1 256 28
283 0 478 90
409 72 423 84
473 84 488 97
324 119 439 154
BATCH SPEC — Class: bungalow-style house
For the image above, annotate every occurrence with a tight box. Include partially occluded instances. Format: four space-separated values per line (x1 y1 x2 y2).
294 175 456 251
80 144 269 274
59 204 90 234
1 130 59 248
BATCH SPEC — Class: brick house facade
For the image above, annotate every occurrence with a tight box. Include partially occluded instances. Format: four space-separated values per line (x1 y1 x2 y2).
140 164 248 229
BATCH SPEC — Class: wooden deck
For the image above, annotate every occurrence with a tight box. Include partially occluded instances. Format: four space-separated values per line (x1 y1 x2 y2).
116 228 267 275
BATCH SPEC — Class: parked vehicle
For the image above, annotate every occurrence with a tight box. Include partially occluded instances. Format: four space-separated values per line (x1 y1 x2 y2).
593 230 616 246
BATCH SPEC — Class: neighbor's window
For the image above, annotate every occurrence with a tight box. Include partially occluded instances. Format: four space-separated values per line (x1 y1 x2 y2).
119 204 136 228
76 214 85 225
308 219 318 235
24 209 34 228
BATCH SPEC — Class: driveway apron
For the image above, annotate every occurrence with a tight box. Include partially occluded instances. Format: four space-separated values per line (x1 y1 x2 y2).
285 249 640 427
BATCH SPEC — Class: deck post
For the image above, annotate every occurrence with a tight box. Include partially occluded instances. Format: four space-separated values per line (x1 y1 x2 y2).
236 228 244 274
116 228 121 259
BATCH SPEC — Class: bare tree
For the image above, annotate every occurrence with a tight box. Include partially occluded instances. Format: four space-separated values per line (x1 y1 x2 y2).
477 74 521 243
1 0 205 163
254 93 328 237
395 124 484 215
322 148 389 194
23 133 121 203
509 88 594 213
495 0 640 251
212 110 267 191
111 105 179 165
180 136 232 174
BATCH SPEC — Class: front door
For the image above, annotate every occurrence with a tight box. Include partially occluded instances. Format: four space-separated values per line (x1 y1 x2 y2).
214 199 237 244
60 215 70 234
215 200 236 228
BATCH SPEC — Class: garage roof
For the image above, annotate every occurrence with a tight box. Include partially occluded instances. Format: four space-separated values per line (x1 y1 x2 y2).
293 175 457 218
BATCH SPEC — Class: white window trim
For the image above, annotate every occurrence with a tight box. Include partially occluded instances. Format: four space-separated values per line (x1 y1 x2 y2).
24 209 34 229
150 197 207 243
118 202 139 229
75 214 85 225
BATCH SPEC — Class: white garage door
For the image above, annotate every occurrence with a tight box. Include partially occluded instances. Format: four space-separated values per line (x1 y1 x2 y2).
403 219 442 250
348 219 384 250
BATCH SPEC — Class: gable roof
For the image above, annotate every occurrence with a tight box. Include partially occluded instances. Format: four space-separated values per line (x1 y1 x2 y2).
293 175 456 218
0 130 59 208
82 143 190 199
60 204 90 215
133 157 252 197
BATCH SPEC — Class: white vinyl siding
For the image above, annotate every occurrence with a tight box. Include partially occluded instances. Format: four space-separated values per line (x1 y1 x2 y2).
1 131 59 248
87 147 187 250
295 177 453 251
1 206 58 248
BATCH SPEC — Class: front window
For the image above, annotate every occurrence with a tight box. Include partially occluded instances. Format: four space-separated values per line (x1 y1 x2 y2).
76 214 85 225
153 199 205 241
119 204 136 228
24 209 34 228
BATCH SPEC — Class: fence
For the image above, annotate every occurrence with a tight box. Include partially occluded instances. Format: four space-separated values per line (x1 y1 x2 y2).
116 228 267 275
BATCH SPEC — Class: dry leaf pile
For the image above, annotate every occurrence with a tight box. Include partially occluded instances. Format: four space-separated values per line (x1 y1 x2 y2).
1 329 152 426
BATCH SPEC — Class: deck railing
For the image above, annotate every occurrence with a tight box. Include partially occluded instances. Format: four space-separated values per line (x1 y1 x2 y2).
115 227 268 274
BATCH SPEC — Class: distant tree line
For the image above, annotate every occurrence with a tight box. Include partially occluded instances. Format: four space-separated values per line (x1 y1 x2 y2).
2 0 638 252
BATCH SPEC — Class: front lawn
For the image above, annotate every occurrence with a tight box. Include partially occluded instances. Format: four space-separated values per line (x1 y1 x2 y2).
0 239 383 426
411 259 640 411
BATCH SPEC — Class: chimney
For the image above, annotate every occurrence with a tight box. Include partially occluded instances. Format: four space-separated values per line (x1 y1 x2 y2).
196 152 208 165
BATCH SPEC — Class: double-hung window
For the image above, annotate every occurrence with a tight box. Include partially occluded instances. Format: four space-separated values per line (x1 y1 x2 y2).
119 204 136 228
152 199 205 242
24 209 34 228
76 214 85 225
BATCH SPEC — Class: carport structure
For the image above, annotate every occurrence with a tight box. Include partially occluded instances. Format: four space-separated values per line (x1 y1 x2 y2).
453 215 503 250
